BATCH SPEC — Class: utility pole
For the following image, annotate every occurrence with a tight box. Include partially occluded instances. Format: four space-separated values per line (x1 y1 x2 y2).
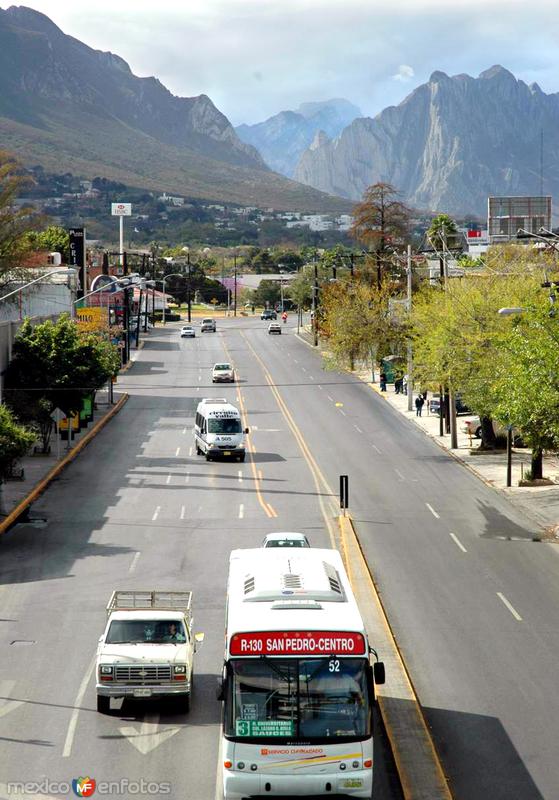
187 250 192 323
406 244 414 412
233 252 237 317
441 229 458 448
312 254 319 347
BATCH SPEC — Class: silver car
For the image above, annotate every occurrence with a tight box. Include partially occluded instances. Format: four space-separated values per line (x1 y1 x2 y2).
212 362 235 383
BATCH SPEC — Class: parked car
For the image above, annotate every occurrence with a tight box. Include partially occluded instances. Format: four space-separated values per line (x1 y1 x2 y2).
201 318 216 332
212 363 235 383
261 309 277 320
268 322 282 335
462 417 525 446
262 532 310 548
180 325 196 338
429 393 470 415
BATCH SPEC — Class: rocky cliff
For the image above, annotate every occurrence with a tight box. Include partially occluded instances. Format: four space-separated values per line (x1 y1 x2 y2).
236 99 361 177
294 67 559 215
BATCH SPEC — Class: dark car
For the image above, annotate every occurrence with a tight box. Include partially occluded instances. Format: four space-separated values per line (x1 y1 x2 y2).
261 309 277 320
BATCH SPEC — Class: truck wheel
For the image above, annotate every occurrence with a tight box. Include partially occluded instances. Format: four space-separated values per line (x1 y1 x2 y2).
97 695 111 714
184 692 191 713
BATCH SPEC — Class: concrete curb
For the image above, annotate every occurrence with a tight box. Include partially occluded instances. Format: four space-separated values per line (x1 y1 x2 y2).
0 394 129 535
339 514 453 800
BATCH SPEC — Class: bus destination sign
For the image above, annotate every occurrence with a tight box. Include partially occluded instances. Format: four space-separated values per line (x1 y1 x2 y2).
229 630 366 656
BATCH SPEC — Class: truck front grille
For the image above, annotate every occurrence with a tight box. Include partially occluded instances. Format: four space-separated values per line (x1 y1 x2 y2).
115 665 172 683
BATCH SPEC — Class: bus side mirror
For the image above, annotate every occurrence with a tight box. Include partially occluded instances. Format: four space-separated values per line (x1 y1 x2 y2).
373 661 385 685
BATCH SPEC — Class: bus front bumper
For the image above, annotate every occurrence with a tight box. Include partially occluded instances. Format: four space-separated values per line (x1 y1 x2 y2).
223 769 372 798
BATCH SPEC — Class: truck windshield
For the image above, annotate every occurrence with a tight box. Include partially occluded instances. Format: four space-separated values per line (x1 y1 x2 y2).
208 418 242 434
224 658 370 743
106 620 186 644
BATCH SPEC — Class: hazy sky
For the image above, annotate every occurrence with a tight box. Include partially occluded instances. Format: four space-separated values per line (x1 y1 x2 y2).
8 0 559 125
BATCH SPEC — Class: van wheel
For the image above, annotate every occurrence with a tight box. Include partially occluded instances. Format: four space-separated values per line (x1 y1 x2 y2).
475 426 482 439
97 695 111 714
205 453 212 462
195 444 201 455
238 454 245 462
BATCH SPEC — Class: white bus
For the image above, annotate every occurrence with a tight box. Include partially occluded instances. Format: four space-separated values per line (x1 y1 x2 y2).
218 548 385 799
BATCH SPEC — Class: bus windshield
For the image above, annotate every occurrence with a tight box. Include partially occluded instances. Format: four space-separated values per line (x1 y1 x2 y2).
224 658 370 743
208 418 242 434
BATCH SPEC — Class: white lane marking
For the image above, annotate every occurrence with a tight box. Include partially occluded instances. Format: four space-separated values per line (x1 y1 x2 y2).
239 503 244 519
354 425 363 433
120 712 181 754
301 366 307 372
166 474 171 485
309 375 315 380
180 505 186 520
394 468 405 481
238 470 243 483
0 680 24 720
175 447 181 457
426 503 440 519
189 446 193 456
185 472 190 484
327 395 333 401
372 444 382 454
294 359 299 364
128 552 141 573
152 506 161 521
182 427 187 435
340 409 346 416
62 656 96 757
449 533 467 553
497 592 523 621
214 735 224 800
318 385 323 390
251 425 259 430
196 387 200 392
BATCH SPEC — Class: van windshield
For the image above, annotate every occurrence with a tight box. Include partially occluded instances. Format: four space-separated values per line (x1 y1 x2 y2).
208 418 242 434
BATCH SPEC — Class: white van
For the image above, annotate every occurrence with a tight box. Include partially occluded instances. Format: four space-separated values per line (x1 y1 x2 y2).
194 398 248 462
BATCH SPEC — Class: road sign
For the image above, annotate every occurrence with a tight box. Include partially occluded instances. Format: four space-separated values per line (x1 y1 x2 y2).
111 203 132 216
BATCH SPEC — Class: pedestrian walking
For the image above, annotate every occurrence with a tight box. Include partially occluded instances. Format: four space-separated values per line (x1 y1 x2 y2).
415 394 425 417
394 376 402 394
380 371 387 392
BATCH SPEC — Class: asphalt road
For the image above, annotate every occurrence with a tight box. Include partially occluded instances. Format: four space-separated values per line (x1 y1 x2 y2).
0 317 402 800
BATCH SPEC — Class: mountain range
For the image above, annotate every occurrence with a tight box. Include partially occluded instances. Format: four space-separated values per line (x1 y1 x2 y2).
235 99 361 177
293 66 559 215
0 5 347 212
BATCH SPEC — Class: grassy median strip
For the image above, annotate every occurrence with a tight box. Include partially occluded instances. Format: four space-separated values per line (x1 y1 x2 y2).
339 514 453 800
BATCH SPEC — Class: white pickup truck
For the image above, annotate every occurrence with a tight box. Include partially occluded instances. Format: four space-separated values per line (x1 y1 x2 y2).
96 590 204 714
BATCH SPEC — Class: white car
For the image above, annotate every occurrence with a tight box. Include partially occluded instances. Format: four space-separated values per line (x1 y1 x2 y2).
262 532 310 548
268 322 282 335
180 326 196 338
212 362 235 383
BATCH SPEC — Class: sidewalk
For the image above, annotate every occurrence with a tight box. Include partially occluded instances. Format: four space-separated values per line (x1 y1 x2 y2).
0 335 145 533
358 370 559 536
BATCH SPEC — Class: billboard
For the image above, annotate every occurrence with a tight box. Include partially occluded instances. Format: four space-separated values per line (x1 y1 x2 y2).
75 306 109 332
488 196 552 243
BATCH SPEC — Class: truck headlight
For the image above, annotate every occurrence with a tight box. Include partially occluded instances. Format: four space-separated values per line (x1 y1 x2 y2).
174 665 186 674
99 665 113 681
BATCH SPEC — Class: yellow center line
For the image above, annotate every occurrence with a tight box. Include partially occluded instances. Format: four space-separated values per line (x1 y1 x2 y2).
240 330 338 547
221 337 274 518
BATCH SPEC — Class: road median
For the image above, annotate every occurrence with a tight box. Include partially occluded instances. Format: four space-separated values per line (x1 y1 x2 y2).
339 514 453 800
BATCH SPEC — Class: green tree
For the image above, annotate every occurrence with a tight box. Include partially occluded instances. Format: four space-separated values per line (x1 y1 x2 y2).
350 183 410 288
25 225 70 260
0 150 36 288
0 404 35 513
253 279 281 308
426 214 463 281
4 316 121 432
321 278 406 371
